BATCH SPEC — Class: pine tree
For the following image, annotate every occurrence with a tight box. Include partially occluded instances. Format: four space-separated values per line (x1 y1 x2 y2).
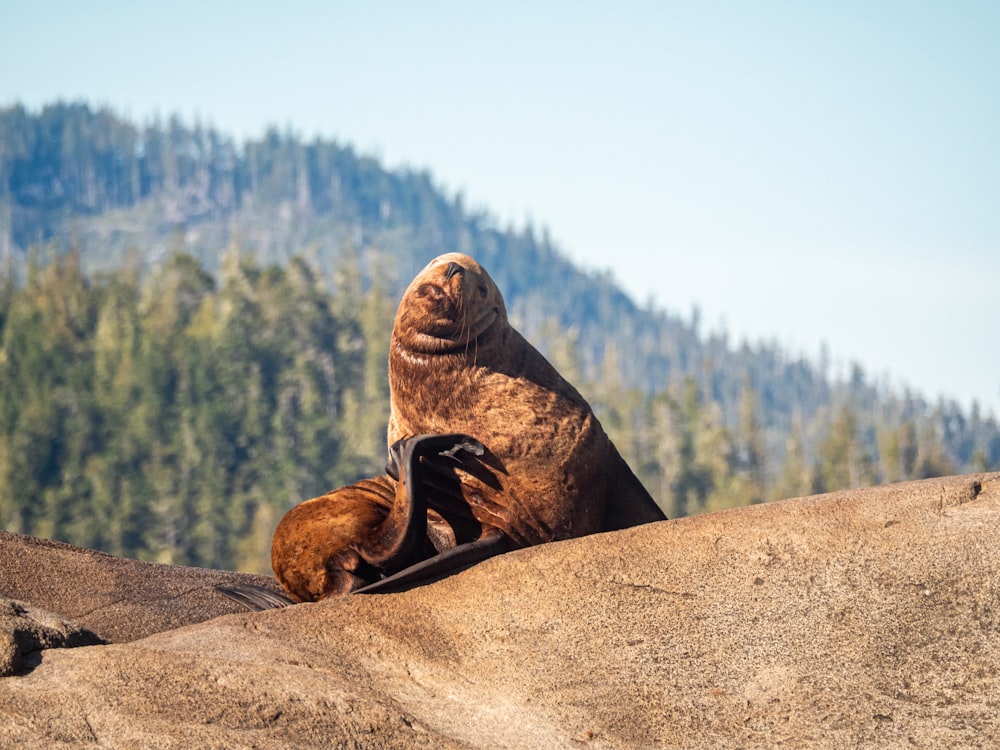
811 402 875 493
771 416 812 501
916 418 955 479
735 375 766 505
331 244 392 480
670 379 715 517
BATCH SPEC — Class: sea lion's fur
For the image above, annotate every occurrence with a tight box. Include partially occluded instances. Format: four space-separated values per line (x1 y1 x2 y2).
270 477 395 601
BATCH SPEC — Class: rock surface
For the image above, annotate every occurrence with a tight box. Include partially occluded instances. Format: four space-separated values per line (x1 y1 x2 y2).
0 530 288 643
0 599 105 676
1 472 998 748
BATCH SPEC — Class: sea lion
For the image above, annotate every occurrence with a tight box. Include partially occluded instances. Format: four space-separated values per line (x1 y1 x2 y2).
228 253 665 607
387 253 665 548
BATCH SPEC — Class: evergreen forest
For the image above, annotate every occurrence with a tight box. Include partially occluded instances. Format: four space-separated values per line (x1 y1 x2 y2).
1 102 997 574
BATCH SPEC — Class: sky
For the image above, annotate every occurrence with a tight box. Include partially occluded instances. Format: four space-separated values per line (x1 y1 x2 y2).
2 1 998 414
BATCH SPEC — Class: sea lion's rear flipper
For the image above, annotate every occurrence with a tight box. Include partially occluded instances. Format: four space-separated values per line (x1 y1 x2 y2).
353 527 512 595
361 434 484 573
602 447 668 530
215 583 296 611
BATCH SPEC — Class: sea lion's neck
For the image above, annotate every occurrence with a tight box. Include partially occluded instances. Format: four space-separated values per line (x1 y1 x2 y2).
389 325 507 425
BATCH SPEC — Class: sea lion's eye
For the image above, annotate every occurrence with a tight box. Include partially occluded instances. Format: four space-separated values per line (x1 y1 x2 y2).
478 284 488 298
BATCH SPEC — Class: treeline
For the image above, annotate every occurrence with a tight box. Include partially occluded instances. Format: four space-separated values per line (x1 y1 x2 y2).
2 249 996 574
0 103 955 456
0 246 395 572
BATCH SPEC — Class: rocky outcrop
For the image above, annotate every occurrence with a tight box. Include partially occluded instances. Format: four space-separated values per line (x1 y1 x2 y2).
0 599 104 676
1 473 998 748
0 530 287 643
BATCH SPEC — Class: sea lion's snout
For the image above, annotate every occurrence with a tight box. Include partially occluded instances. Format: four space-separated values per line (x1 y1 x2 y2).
444 261 465 280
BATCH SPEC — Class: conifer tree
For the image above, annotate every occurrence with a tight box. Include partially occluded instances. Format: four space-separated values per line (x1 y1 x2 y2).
771 417 811 501
670 379 715 517
736 376 766 505
811 402 876 493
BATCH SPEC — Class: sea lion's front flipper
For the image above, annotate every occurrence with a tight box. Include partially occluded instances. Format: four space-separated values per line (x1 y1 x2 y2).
384 434 484 481
353 526 512 594
361 434 483 573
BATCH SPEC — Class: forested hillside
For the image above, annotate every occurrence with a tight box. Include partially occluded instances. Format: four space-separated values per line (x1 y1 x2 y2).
1 102 997 573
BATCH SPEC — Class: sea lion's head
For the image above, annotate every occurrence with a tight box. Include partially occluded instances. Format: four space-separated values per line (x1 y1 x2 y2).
271 488 387 600
393 253 507 355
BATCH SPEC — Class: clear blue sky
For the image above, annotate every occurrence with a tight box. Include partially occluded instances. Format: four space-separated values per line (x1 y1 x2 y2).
2 1 998 414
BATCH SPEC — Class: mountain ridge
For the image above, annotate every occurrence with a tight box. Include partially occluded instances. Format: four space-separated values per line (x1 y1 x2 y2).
0 101 825 411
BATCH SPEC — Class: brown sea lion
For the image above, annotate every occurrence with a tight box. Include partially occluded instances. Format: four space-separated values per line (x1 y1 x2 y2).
225 253 665 607
387 253 665 549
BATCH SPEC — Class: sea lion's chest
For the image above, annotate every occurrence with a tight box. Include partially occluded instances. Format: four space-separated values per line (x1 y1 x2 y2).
389 347 593 463
388 340 611 542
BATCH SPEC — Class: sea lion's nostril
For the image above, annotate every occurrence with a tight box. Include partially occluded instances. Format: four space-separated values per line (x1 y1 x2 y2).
444 261 464 280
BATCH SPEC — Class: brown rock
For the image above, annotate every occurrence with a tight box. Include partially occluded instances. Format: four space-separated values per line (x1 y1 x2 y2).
1 473 998 748
0 530 287 642
0 599 104 676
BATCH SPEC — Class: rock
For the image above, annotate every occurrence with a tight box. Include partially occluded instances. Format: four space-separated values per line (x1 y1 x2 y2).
1 473 998 748
0 530 289 642
0 599 104 676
